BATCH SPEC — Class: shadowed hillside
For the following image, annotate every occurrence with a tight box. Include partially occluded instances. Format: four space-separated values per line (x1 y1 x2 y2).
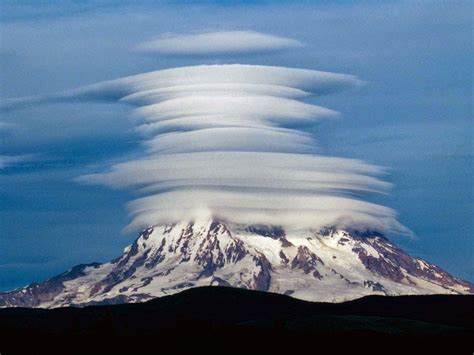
0 287 472 353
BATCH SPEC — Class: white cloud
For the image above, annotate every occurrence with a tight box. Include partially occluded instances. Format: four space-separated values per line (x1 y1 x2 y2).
123 189 407 234
135 30 304 55
1 64 409 235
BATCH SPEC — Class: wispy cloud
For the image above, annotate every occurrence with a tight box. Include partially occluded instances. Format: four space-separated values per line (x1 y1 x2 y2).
135 30 304 55
0 154 36 169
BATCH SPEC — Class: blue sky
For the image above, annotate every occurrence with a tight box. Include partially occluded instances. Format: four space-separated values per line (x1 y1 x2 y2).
0 0 472 290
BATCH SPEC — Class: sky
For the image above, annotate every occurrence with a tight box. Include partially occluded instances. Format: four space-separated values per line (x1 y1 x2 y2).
0 0 472 290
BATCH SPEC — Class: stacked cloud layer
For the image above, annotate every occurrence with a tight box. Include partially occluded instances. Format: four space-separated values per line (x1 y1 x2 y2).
2 64 410 234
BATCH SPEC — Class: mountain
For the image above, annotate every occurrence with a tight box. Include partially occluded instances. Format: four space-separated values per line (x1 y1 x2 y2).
0 219 472 308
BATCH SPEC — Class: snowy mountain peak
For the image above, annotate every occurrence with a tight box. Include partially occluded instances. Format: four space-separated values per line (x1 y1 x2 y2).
0 220 472 308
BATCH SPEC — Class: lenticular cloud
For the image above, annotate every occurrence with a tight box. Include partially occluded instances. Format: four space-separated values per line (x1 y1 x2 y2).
135 31 304 55
3 64 410 235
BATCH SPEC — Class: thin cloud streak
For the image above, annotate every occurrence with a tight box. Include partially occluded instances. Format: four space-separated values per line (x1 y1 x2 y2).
0 154 36 169
134 30 304 55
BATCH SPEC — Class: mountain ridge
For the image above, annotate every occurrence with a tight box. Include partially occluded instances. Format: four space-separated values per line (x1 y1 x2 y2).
1 219 472 308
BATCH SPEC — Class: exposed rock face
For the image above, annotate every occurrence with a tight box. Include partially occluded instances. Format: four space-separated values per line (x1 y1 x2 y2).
0 219 472 308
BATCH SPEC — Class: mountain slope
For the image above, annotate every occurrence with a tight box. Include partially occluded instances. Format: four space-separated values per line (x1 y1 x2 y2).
0 219 472 308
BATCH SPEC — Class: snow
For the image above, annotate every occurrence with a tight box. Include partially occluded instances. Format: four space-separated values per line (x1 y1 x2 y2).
25 220 471 308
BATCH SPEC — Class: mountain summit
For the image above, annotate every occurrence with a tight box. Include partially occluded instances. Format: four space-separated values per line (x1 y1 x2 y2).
1 219 472 308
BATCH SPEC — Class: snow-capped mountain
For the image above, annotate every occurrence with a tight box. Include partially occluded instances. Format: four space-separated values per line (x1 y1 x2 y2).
1 219 472 308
